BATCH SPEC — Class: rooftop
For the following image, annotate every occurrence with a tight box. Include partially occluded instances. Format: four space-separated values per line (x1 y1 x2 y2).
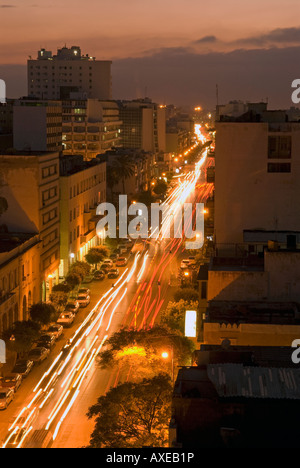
0 232 39 254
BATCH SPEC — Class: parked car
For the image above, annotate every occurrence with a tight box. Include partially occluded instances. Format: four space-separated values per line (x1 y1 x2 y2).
116 257 128 267
109 253 119 261
102 259 113 268
0 388 14 410
107 268 120 279
93 270 105 281
118 246 128 255
65 301 80 315
100 263 111 273
188 256 197 266
78 287 90 296
181 259 191 269
46 324 63 340
36 334 56 350
0 374 22 392
11 360 34 378
28 347 50 364
77 294 91 308
57 312 75 327
82 275 94 284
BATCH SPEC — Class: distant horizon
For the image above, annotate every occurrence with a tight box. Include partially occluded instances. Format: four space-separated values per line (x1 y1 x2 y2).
1 0 300 108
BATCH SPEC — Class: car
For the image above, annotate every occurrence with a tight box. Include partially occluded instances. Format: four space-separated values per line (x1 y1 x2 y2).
188 256 197 266
28 347 50 364
65 301 80 315
3 426 28 448
107 268 120 279
57 312 75 327
78 287 90 296
11 360 34 378
118 246 128 255
93 270 105 281
100 263 111 273
77 294 91 308
0 374 22 392
116 257 128 267
82 275 94 284
36 334 56 350
0 388 14 410
109 252 119 261
181 259 191 269
46 324 63 340
102 259 113 268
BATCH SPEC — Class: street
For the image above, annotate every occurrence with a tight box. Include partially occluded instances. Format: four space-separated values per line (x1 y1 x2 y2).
0 148 212 448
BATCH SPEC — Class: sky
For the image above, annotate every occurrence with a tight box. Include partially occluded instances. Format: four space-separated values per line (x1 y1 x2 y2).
1 0 300 107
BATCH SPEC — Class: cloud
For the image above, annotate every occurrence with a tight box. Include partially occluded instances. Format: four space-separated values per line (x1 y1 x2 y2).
0 4 16 7
195 35 218 44
237 27 300 47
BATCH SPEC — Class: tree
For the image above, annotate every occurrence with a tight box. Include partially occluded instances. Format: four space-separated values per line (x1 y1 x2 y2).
173 288 199 303
3 321 41 357
65 271 82 290
29 302 58 327
136 190 155 207
69 261 91 278
85 246 108 268
110 155 136 195
160 300 199 335
87 374 172 448
153 180 168 197
98 325 194 375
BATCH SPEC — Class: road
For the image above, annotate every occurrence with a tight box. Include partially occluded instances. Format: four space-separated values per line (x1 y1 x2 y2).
0 146 214 448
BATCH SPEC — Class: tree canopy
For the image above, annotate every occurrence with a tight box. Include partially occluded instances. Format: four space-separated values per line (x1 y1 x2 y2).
29 302 58 326
87 373 172 448
85 246 109 267
98 325 194 376
3 321 41 356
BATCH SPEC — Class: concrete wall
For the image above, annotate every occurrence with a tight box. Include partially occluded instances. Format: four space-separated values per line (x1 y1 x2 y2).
207 270 268 302
203 322 300 346
214 122 300 245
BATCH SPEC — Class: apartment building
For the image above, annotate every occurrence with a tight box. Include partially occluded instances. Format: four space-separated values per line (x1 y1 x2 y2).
59 155 106 277
0 152 60 300
28 46 112 101
62 96 122 160
0 234 41 335
214 105 300 251
13 99 62 152
118 98 166 153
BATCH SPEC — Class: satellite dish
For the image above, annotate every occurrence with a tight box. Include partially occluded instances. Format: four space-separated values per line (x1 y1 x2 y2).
221 339 231 350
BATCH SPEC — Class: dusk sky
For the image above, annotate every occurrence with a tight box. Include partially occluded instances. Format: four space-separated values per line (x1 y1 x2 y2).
1 0 300 107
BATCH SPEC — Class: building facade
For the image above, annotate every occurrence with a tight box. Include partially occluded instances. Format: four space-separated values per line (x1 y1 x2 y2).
0 233 41 335
13 99 62 152
59 155 106 277
28 46 112 101
0 152 60 300
62 97 122 160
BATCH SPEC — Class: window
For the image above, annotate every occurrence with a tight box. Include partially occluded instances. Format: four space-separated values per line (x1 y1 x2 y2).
268 163 291 173
268 136 291 159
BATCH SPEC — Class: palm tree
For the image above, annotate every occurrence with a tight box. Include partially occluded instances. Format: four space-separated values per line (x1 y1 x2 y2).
110 155 136 195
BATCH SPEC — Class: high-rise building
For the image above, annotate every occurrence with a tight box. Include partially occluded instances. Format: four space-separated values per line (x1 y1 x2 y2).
118 99 166 153
28 46 112 101
13 99 62 152
62 95 122 160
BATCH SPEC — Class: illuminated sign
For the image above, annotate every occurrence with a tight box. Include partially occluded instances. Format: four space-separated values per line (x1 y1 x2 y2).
0 339 6 363
185 310 197 338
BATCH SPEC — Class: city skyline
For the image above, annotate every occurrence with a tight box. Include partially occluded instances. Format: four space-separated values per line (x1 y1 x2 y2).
1 0 300 106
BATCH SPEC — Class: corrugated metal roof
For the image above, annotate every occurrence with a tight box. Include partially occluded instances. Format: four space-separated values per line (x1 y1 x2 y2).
207 363 300 400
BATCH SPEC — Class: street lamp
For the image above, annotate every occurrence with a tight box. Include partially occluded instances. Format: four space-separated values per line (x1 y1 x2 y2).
161 347 174 384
